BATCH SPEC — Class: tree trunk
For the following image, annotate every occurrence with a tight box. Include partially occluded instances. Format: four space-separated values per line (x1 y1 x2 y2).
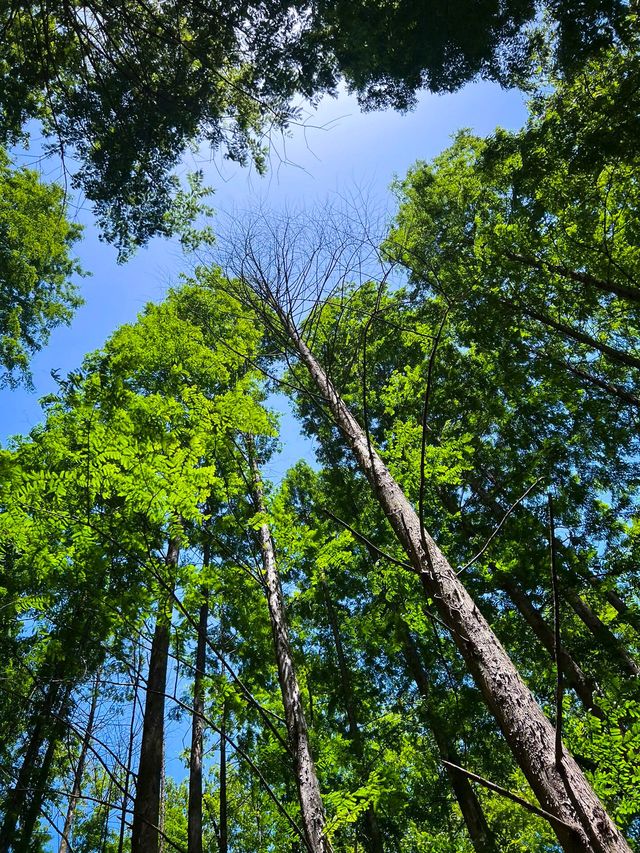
59 674 101 853
118 647 142 853
563 587 640 678
285 319 630 853
249 443 329 853
219 698 228 853
498 577 604 719
600 588 640 636
131 538 179 853
0 679 60 849
321 581 384 853
400 624 495 853
188 544 210 853
19 682 74 849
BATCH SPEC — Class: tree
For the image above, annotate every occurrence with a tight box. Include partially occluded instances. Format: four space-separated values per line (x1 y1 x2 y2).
0 1 634 252
216 205 633 852
0 148 82 386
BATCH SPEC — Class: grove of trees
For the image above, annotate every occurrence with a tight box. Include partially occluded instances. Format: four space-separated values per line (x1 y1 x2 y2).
0 3 639 852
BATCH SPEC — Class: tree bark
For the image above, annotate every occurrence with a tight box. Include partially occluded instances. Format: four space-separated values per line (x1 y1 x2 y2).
249 443 329 853
59 674 101 853
131 538 179 853
498 577 604 719
321 581 384 853
188 542 210 853
284 318 630 853
400 624 495 853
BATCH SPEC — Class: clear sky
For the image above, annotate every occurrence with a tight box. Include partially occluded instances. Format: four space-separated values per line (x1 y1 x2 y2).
0 80 528 473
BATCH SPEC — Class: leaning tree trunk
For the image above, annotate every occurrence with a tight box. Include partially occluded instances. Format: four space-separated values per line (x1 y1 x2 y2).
399 623 496 853
118 647 142 853
131 538 179 853
497 576 604 719
249 443 329 853
188 543 210 853
59 674 101 853
282 316 630 853
0 678 61 849
321 581 384 853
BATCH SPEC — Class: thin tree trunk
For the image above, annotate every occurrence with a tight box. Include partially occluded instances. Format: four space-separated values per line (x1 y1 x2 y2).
400 624 495 853
284 318 630 852
503 298 640 372
563 587 640 678
498 577 604 719
188 547 210 853
118 647 142 853
321 581 383 853
219 698 228 853
600 588 640 636
502 250 640 306
0 679 60 849
249 442 328 853
59 674 101 853
131 538 179 853
20 682 74 849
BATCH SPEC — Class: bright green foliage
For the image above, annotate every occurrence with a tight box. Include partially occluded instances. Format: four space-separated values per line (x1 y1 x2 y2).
0 2 634 250
0 148 82 386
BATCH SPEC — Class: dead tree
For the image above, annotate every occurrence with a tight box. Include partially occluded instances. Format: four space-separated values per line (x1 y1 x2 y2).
216 206 632 853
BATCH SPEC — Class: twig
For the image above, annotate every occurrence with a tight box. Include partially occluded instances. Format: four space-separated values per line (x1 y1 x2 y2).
457 478 543 574
319 507 415 573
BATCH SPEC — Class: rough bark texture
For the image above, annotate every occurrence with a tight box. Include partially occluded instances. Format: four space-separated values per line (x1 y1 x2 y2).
59 675 101 853
250 447 329 853
322 581 384 853
400 624 496 853
286 320 631 853
188 580 209 853
131 538 179 853
499 577 604 719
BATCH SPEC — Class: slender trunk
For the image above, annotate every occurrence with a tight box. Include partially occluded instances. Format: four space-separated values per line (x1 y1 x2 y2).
0 680 60 849
321 582 383 853
20 682 73 848
219 699 228 853
503 298 640 371
131 538 179 853
502 250 640 306
188 570 209 853
118 648 142 853
285 319 630 852
563 587 640 678
59 674 101 853
400 625 495 853
498 577 604 719
600 588 640 636
468 480 640 681
249 443 328 853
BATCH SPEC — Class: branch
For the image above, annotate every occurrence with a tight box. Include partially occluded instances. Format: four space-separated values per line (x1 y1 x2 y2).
457 478 543 574
441 760 577 833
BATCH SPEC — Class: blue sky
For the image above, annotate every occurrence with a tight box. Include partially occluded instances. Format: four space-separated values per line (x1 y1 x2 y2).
1 80 527 474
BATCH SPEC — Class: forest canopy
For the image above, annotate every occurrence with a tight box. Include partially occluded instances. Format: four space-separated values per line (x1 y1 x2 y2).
0 5 639 853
